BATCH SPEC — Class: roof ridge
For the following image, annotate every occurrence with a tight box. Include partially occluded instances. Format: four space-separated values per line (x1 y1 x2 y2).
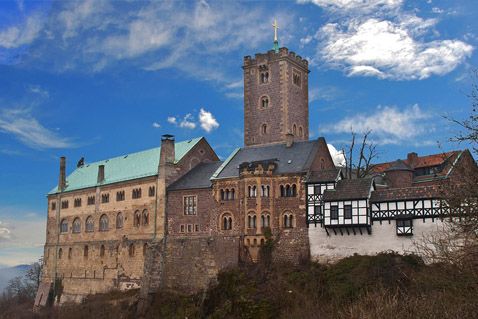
80 137 203 167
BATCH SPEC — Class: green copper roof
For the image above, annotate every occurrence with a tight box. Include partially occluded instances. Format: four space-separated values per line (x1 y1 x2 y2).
48 137 203 195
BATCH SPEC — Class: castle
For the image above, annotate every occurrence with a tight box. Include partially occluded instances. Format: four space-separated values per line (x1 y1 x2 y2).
35 28 475 306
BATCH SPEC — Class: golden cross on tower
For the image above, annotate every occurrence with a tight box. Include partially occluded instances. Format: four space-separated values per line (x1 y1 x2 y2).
272 19 279 42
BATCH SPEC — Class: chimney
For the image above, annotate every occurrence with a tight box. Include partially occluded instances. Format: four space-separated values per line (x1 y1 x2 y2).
160 134 175 165
97 165 105 183
407 152 418 168
58 156 66 192
285 132 294 148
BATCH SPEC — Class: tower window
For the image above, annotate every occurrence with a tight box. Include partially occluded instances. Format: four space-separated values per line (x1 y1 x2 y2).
260 96 269 108
261 124 268 135
260 71 269 84
293 124 297 136
299 126 303 137
293 70 301 86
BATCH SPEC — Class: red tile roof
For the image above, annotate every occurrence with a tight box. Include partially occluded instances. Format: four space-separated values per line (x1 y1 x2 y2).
371 151 461 174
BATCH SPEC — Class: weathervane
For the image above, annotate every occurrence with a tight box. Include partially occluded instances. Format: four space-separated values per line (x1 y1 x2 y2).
272 18 279 53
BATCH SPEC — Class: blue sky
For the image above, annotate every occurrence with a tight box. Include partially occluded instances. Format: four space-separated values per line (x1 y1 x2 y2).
0 0 477 266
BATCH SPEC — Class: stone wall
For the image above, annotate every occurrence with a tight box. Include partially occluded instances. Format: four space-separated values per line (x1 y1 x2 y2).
308 219 446 263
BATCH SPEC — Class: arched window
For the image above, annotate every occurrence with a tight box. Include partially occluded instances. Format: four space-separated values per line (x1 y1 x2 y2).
286 184 291 197
293 124 297 136
283 213 294 228
261 96 269 108
85 216 94 232
222 213 233 230
225 189 230 200
100 244 105 257
261 124 267 135
142 210 149 226
143 243 148 256
280 185 285 197
292 184 297 197
134 211 141 227
60 219 68 233
58 248 63 259
220 189 225 200
299 126 303 137
262 213 271 228
261 185 270 197
230 189 235 200
84 245 89 258
72 218 81 233
129 243 135 257
260 71 269 84
68 248 72 259
248 213 257 229
116 212 123 229
99 214 109 231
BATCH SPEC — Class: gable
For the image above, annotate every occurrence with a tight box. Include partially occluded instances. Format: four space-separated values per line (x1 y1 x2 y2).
309 137 336 172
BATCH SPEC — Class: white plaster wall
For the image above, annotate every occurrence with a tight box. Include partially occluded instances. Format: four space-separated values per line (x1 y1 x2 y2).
309 218 445 263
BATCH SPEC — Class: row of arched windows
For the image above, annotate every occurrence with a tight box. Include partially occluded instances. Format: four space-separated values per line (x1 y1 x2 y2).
245 212 294 229
57 243 148 260
280 184 297 197
220 188 235 201
292 124 304 138
60 210 149 234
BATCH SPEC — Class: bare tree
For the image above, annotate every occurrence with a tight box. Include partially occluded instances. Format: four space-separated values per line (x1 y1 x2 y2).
342 130 379 179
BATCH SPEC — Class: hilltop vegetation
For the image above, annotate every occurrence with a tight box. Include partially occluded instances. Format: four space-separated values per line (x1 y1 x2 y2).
4 252 476 319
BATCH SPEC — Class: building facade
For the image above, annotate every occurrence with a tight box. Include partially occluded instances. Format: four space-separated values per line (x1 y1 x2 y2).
37 40 475 305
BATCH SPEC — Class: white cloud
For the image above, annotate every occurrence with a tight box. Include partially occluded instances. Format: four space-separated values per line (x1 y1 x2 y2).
0 107 75 149
29 85 49 98
199 108 219 133
0 13 44 49
0 221 11 242
152 122 161 128
301 0 473 80
167 116 177 125
321 104 433 144
179 113 196 130
327 144 346 167
298 0 403 13
317 18 473 80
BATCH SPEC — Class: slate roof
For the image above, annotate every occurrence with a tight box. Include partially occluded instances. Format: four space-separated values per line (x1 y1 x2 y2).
307 168 342 183
212 140 319 179
370 185 441 202
385 160 413 172
168 161 223 191
49 137 203 195
322 178 374 201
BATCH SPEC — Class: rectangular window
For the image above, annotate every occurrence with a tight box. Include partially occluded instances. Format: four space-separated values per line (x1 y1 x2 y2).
195 224 199 232
116 191 125 201
183 196 197 215
149 186 155 197
101 193 109 203
313 185 321 195
51 202 56 211
293 69 301 87
330 205 338 220
344 205 352 219
187 224 192 233
61 200 69 209
87 196 95 205
74 198 82 207
180 225 185 233
314 205 321 216
396 219 413 236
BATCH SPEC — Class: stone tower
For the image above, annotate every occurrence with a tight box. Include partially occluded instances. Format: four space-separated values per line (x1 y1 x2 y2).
243 39 309 147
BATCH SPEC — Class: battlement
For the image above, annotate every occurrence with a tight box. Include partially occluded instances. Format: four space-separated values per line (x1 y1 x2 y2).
243 47 308 69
